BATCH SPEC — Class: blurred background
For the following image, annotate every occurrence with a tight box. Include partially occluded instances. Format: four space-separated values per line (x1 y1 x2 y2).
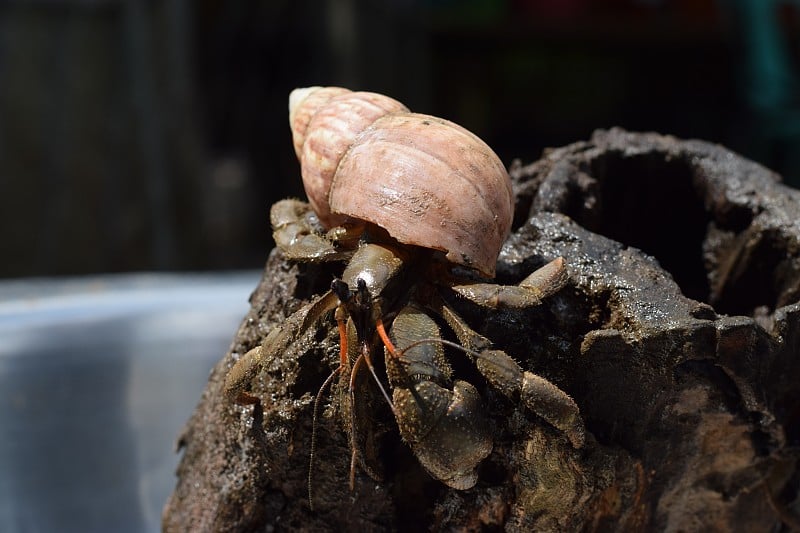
1 0 799 277
1 1 799 531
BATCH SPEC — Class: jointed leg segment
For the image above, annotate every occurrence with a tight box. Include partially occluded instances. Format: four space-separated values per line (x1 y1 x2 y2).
427 276 585 449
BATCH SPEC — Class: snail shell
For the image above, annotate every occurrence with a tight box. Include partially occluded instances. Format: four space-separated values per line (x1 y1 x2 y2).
289 86 513 277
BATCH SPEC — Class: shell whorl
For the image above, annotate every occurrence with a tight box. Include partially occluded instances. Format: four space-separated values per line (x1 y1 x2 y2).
288 86 349 160
289 87 408 226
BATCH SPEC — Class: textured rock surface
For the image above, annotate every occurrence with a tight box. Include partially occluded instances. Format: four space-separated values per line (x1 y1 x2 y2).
164 129 800 531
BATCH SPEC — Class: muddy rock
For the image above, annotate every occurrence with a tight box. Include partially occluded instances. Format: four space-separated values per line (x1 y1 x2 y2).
164 129 800 531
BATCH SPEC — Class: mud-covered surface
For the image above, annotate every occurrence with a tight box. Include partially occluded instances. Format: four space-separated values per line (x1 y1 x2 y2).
164 129 800 531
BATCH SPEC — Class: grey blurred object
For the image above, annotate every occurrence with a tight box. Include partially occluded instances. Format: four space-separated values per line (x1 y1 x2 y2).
0 271 260 533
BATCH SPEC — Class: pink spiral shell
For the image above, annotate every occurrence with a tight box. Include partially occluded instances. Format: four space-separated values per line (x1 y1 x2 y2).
288 86 513 277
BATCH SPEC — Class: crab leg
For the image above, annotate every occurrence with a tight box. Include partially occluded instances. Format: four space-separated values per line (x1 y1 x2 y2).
427 291 585 449
224 289 340 404
449 256 568 309
271 199 361 262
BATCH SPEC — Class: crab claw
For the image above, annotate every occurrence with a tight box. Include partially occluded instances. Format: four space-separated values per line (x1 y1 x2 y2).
392 379 493 489
385 305 493 488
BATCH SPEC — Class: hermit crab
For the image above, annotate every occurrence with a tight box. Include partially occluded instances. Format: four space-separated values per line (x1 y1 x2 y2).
225 86 585 498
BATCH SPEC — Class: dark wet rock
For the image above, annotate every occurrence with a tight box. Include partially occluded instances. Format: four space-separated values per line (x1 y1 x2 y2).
164 129 800 531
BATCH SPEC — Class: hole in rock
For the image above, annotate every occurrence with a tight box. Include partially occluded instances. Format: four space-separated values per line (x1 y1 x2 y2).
561 152 712 304
711 229 791 317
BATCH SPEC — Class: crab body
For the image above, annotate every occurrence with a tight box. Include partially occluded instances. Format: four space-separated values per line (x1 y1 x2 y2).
224 87 585 499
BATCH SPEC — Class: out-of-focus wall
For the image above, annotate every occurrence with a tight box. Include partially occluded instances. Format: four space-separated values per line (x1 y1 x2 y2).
1 0 797 277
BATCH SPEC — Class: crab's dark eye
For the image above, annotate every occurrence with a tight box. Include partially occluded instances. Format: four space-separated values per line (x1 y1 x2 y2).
355 278 371 305
331 279 351 302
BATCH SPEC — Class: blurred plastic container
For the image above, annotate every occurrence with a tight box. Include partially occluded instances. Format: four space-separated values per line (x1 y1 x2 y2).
0 272 260 533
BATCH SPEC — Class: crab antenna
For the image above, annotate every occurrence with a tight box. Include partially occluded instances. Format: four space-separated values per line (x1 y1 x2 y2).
308 366 342 511
376 320 497 371
351 341 397 417
396 337 484 361
376 317 398 358
347 353 366 491
393 337 525 378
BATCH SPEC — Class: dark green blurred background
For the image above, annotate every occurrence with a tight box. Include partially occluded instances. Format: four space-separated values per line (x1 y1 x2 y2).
2 0 799 277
